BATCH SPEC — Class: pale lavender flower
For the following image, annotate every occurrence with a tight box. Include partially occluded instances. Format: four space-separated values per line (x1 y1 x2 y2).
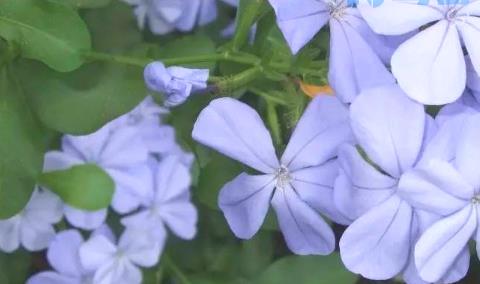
268 0 398 103
122 0 217 35
335 84 430 280
358 0 480 105
27 230 93 284
192 96 352 255
397 113 480 283
122 156 197 243
144 62 209 107
0 189 62 252
44 121 153 217
79 228 161 284
336 84 468 282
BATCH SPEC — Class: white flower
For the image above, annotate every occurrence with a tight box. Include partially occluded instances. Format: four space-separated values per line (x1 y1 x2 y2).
121 156 197 242
27 230 93 284
0 189 62 252
79 228 162 284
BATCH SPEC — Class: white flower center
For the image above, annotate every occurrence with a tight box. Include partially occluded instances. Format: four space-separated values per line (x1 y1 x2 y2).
472 195 480 205
328 0 347 19
446 8 458 21
275 165 291 189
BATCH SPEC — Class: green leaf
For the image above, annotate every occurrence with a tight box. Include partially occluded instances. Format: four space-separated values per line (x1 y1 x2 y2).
39 164 114 211
148 34 216 70
0 0 91 71
196 150 244 210
0 67 49 219
16 60 146 135
255 254 357 284
50 0 112 9
0 250 31 284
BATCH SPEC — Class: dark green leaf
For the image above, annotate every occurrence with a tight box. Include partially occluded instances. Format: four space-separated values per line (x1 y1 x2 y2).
0 250 31 284
255 253 357 284
16 60 146 135
39 164 114 211
50 0 112 9
0 67 49 219
0 0 91 71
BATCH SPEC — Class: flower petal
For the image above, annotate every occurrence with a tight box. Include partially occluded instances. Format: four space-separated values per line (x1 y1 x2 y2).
0 217 21 252
268 0 330 54
43 151 83 172
271 184 335 255
64 206 107 231
192 98 279 173
290 160 350 225
455 113 480 189
120 229 162 268
218 173 276 239
79 235 117 271
391 20 466 105
27 272 80 284
20 220 56 251
334 145 397 222
47 230 84 277
281 96 352 170
350 84 425 178
457 17 480 77
415 205 476 283
357 1 443 35
328 18 395 103
93 259 141 284
339 195 413 280
398 159 473 216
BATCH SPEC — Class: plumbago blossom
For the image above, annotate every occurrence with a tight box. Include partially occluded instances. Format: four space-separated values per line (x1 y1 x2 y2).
121 156 198 245
397 112 480 283
334 84 470 283
43 96 194 231
268 0 401 102
27 230 93 284
358 0 480 105
79 228 161 284
122 0 217 35
192 96 353 254
144 62 209 107
0 189 62 253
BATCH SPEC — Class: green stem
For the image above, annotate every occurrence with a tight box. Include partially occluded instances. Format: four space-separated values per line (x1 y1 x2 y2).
164 254 192 284
249 87 288 106
84 51 260 68
266 101 282 147
216 66 263 93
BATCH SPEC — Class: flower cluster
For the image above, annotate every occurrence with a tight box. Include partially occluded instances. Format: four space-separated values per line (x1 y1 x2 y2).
189 1 480 284
121 0 238 35
0 97 198 284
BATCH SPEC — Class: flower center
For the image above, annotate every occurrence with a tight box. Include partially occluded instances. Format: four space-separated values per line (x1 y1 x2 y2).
472 195 480 205
275 165 291 189
328 0 347 19
446 8 458 21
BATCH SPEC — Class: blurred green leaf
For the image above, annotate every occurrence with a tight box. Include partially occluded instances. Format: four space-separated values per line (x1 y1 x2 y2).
197 151 244 210
0 0 91 72
255 253 357 284
83 1 142 52
16 60 146 135
0 67 49 219
39 164 114 211
148 34 217 70
0 250 31 284
50 0 112 9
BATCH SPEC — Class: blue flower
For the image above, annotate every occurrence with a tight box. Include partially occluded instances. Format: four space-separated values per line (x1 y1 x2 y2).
192 95 352 255
144 62 209 107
